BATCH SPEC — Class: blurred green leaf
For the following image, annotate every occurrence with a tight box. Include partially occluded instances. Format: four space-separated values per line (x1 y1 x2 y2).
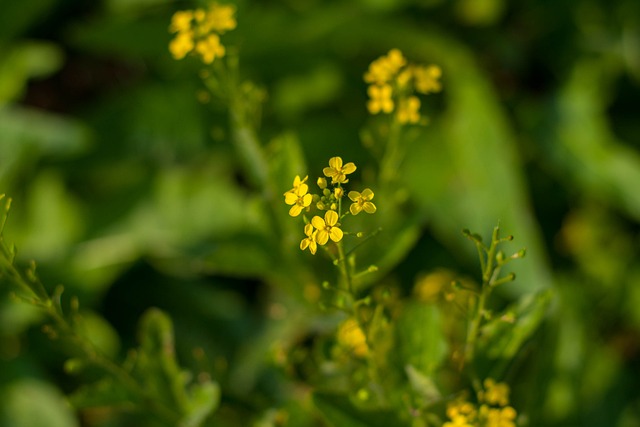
396 302 447 376
405 364 441 405
0 0 56 40
479 290 552 360
0 379 79 427
0 41 63 103
73 310 121 359
313 392 408 427
180 381 220 427
68 377 133 409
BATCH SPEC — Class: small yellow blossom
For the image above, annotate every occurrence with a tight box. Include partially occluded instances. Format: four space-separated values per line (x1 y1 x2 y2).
284 186 312 217
397 96 421 124
334 187 344 198
300 223 318 255
169 10 194 33
206 3 237 33
169 31 195 60
195 34 226 64
480 379 510 407
413 65 442 94
481 405 517 427
364 49 407 85
286 175 308 195
367 84 394 114
348 189 376 215
311 210 343 245
337 318 368 358
323 157 356 184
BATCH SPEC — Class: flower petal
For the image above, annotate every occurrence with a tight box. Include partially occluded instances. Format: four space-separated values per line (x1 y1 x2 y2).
323 167 337 177
316 230 329 245
302 193 313 207
324 210 339 226
348 191 361 202
361 188 374 199
363 202 377 214
328 157 343 170
300 239 310 250
309 241 317 255
342 162 357 174
289 205 303 217
311 216 325 229
329 227 343 242
284 192 298 205
350 203 362 215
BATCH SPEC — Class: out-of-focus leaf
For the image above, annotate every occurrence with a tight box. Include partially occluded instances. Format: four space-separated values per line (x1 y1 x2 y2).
455 0 506 26
273 63 344 121
266 132 308 196
68 377 133 409
396 301 447 376
0 41 63 103
180 381 220 427
0 0 56 40
16 171 85 261
73 310 121 359
0 379 79 427
551 59 640 220
479 290 552 359
313 392 409 427
0 106 90 183
105 0 172 14
405 364 441 405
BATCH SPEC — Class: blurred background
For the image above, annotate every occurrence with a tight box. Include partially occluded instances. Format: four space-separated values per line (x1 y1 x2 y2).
1 0 639 426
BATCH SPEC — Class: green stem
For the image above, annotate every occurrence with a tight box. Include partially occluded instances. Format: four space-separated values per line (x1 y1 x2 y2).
380 119 403 184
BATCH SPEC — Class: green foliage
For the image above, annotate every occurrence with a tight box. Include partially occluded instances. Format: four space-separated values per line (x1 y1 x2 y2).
1 1 639 426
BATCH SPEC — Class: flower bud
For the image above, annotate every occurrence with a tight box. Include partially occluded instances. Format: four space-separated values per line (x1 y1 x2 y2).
317 177 327 189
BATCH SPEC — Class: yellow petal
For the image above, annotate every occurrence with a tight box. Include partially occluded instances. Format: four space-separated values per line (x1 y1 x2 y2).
289 205 303 217
311 216 325 229
309 241 317 254
328 157 343 170
342 162 357 174
348 191 361 202
361 188 374 199
363 202 377 214
324 210 339 226
304 223 314 237
302 193 313 207
329 227 343 242
323 167 337 177
284 192 298 205
300 239 309 250
316 230 329 245
350 203 362 215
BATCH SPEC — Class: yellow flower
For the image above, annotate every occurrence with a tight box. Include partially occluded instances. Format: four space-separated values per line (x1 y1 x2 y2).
286 175 309 194
206 2 237 33
337 318 368 358
311 210 343 245
169 10 194 33
300 223 318 255
397 96 421 124
413 65 442 94
482 405 517 427
169 31 195 60
334 187 343 198
443 415 474 427
445 398 477 427
323 157 356 184
367 84 394 114
348 189 376 215
284 185 312 217
195 34 226 64
480 379 510 407
363 49 407 85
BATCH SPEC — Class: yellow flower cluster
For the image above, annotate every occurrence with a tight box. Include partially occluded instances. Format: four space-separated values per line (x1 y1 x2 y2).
336 318 369 358
364 49 442 124
168 3 237 64
284 157 377 255
443 379 518 427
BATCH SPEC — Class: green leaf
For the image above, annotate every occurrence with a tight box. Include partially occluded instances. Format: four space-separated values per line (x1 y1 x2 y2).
396 302 447 377
478 290 552 360
313 392 408 427
68 377 133 409
0 379 79 427
405 365 441 406
0 41 63 103
180 381 220 427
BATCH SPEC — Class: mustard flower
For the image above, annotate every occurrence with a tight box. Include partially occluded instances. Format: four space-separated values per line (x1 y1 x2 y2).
206 2 237 33
169 10 194 33
300 224 318 255
367 84 394 114
481 405 517 427
311 210 343 245
363 49 407 85
397 96 421 124
169 31 195 60
323 157 356 184
337 318 368 358
284 186 312 217
480 379 510 407
287 175 309 194
195 34 225 64
413 65 442 94
334 187 344 199
348 189 376 215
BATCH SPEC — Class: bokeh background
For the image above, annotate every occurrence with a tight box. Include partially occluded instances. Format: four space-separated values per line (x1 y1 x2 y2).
1 0 639 426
